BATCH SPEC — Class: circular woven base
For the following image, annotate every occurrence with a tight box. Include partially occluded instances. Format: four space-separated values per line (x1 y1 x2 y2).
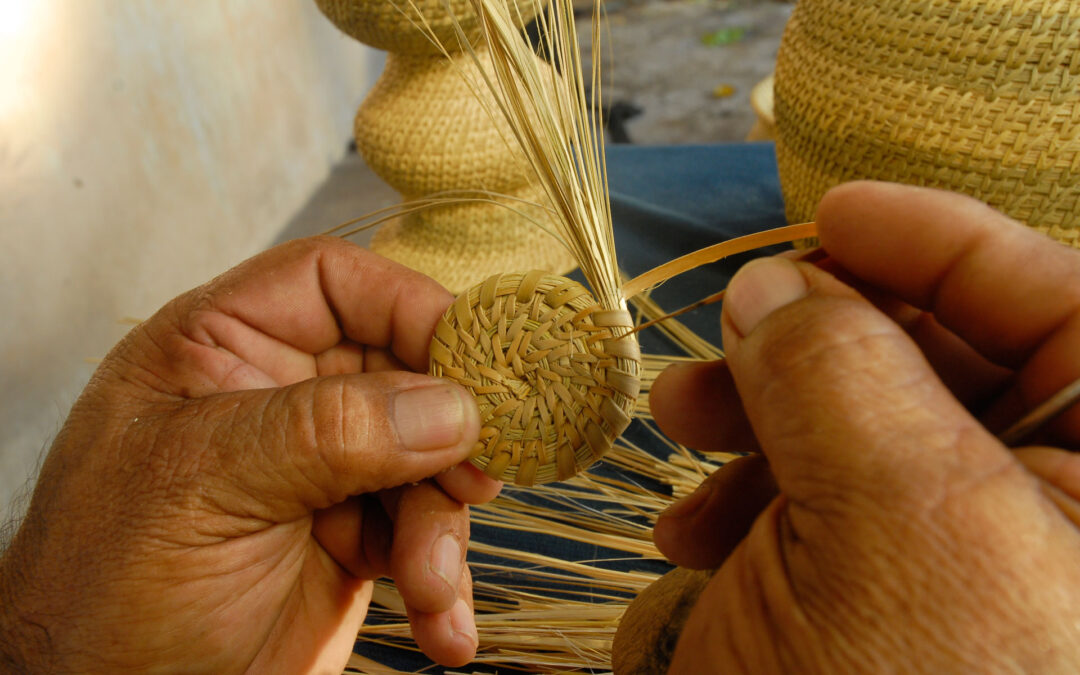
429 272 641 486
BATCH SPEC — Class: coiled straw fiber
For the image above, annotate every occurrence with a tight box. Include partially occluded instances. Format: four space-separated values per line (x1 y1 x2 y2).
775 0 1080 247
430 271 640 486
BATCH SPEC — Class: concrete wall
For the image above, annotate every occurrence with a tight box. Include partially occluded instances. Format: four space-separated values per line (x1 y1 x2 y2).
0 1 375 518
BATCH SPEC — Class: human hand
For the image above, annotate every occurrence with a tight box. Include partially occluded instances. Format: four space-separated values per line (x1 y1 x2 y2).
0 237 501 673
650 182 1080 672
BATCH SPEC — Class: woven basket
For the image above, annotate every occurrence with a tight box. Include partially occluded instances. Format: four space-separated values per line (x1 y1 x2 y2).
314 0 540 55
775 0 1080 247
316 0 576 292
356 48 577 292
430 272 640 486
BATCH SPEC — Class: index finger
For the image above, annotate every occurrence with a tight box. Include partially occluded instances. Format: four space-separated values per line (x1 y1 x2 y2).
816 182 1080 369
818 182 1080 440
183 236 453 372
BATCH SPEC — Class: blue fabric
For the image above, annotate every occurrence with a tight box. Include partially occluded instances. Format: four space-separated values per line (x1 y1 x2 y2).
607 142 784 234
607 142 787 349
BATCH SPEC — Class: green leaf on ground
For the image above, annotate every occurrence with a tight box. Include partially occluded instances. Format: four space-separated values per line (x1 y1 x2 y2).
701 26 746 46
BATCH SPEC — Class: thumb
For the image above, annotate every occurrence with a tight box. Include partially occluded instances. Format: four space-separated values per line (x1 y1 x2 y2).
720 256 1014 512
168 372 480 516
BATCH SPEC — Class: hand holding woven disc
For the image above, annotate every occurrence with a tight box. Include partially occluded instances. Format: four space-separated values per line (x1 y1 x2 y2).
430 271 641 485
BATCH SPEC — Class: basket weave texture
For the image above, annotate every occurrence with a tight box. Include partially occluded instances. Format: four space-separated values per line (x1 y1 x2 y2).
775 0 1080 247
314 0 539 55
357 49 577 292
356 52 536 195
317 0 576 293
430 272 640 485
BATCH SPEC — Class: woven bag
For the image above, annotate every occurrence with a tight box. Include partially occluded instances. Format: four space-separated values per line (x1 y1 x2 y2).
775 0 1080 247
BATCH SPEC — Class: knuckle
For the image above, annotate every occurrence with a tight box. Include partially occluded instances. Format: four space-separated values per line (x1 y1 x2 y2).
287 377 394 497
748 296 912 415
756 296 895 375
281 380 339 473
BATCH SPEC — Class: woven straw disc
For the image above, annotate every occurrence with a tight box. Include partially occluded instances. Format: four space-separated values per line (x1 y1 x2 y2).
775 0 1080 248
430 272 641 486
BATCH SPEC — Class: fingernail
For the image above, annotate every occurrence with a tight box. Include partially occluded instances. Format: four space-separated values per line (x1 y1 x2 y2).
448 596 479 648
661 479 714 519
429 533 462 589
394 385 468 451
725 257 809 337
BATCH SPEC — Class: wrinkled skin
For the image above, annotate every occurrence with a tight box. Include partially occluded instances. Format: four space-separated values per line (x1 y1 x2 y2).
652 182 1080 673
0 237 501 674
4 182 1080 674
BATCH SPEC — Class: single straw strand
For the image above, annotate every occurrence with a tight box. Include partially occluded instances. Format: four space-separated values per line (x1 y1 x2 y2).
621 221 818 300
998 374 1080 446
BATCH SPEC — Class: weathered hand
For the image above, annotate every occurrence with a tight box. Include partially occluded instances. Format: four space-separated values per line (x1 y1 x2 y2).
651 182 1080 672
0 237 500 673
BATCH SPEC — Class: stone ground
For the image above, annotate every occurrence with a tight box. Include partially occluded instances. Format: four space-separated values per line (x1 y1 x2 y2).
582 0 793 144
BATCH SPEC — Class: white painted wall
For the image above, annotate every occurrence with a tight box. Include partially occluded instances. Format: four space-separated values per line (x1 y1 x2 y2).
0 1 375 518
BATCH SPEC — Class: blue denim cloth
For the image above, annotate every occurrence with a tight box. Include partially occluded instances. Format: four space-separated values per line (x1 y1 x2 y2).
607 142 787 351
356 142 787 672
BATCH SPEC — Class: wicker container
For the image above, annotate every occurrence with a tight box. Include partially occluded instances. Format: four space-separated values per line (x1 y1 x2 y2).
356 48 576 292
314 0 540 55
314 0 575 293
775 0 1080 247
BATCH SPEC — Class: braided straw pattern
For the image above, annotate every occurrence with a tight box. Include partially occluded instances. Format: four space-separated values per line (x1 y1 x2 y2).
430 272 641 486
775 0 1080 248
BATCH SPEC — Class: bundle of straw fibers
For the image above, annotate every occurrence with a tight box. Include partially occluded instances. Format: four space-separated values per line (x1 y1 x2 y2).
774 0 1080 248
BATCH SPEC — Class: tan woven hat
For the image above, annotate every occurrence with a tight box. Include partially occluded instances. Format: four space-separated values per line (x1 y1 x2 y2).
775 0 1080 247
